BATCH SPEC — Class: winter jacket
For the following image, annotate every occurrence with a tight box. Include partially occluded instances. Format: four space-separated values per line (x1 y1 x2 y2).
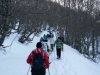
41 42 47 51
26 48 49 68
43 35 48 41
41 42 49 56
49 37 54 44
55 39 63 49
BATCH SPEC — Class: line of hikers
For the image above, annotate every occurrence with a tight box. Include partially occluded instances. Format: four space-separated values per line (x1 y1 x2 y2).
26 33 64 75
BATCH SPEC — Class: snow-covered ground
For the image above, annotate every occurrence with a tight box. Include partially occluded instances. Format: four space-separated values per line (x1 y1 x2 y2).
0 31 100 75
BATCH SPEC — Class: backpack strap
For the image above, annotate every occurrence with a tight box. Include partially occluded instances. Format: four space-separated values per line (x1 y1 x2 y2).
32 50 44 59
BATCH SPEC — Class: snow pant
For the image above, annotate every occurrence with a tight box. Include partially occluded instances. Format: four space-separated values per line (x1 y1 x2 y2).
56 48 61 58
31 68 46 75
50 44 54 51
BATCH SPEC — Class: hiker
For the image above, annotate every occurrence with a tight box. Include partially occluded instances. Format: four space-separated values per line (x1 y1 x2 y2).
58 34 64 42
43 34 48 42
55 37 63 59
26 42 50 75
49 36 55 51
41 41 47 52
58 34 64 51
41 40 49 57
46 34 50 39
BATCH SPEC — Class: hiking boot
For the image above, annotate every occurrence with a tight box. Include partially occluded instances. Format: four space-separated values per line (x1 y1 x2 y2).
57 57 59 59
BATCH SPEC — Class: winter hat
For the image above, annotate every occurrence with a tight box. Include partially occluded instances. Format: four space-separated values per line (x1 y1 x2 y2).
36 42 42 48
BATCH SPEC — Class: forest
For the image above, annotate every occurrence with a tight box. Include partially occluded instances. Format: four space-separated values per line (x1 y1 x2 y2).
0 0 100 61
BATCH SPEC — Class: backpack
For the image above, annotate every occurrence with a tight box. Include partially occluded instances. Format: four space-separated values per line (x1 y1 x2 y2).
32 51 44 70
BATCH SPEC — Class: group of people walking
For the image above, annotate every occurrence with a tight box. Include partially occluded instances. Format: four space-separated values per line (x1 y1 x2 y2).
26 32 64 75
40 32 55 52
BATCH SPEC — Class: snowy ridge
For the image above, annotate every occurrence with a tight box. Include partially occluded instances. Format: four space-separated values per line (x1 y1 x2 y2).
0 31 100 75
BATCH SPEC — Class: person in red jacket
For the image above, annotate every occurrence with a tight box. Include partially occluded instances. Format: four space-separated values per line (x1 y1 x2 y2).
26 42 50 75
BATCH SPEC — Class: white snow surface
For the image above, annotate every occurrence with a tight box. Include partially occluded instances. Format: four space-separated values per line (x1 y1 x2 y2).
0 31 100 75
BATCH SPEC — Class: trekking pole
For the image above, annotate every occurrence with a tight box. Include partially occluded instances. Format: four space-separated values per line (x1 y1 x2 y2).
27 66 30 75
48 68 50 75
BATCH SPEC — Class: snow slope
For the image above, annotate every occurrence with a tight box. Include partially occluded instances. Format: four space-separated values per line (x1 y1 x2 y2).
0 31 100 75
